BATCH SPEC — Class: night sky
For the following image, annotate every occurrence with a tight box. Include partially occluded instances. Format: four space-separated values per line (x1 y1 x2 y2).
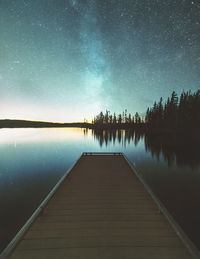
0 0 200 122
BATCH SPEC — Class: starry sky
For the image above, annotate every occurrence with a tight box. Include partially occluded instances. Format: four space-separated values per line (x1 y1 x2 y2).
0 0 200 122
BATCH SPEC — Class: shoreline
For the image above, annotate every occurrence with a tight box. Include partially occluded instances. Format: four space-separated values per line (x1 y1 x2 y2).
0 120 199 138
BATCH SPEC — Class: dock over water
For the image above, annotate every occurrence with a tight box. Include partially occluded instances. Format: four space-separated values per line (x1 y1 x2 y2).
4 153 199 258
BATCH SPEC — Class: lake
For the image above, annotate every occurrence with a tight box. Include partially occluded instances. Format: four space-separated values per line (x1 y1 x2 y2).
0 127 200 253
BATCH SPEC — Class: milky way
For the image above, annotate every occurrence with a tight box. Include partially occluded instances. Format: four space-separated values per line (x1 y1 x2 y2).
0 0 200 121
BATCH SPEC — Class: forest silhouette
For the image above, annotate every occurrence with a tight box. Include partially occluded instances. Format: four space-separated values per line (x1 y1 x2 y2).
90 89 200 168
92 90 200 134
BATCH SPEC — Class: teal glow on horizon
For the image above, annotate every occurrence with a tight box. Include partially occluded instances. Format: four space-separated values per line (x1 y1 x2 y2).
0 1 200 122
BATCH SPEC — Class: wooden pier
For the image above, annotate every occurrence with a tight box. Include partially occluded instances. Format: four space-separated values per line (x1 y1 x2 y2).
3 153 199 258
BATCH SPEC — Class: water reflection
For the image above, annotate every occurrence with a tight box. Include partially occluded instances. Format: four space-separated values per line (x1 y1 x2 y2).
1 128 200 253
0 128 85 144
91 129 143 147
91 129 200 168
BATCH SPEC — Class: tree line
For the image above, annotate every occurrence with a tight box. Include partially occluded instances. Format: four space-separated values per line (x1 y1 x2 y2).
92 89 200 131
145 90 200 130
93 110 144 125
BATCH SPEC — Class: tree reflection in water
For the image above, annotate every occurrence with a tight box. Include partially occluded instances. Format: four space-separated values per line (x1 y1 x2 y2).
90 129 200 169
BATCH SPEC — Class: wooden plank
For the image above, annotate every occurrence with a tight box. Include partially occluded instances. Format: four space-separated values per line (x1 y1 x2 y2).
9 247 191 259
30 214 167 223
17 236 184 250
8 154 195 259
44 208 160 215
24 227 176 239
30 220 173 230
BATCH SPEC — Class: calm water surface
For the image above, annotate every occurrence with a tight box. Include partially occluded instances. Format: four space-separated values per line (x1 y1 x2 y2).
0 128 200 252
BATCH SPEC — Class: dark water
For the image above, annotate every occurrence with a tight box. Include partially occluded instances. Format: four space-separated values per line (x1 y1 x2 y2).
0 128 200 253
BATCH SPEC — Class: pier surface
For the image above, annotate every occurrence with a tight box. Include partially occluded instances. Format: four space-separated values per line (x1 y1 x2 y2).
8 153 194 258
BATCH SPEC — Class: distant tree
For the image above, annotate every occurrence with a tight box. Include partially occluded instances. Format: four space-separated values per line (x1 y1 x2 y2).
145 108 150 124
109 114 113 124
122 111 125 123
124 109 128 123
104 110 109 124
118 113 122 124
99 111 104 124
128 113 131 124
113 113 117 124
135 112 141 124
132 115 135 124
